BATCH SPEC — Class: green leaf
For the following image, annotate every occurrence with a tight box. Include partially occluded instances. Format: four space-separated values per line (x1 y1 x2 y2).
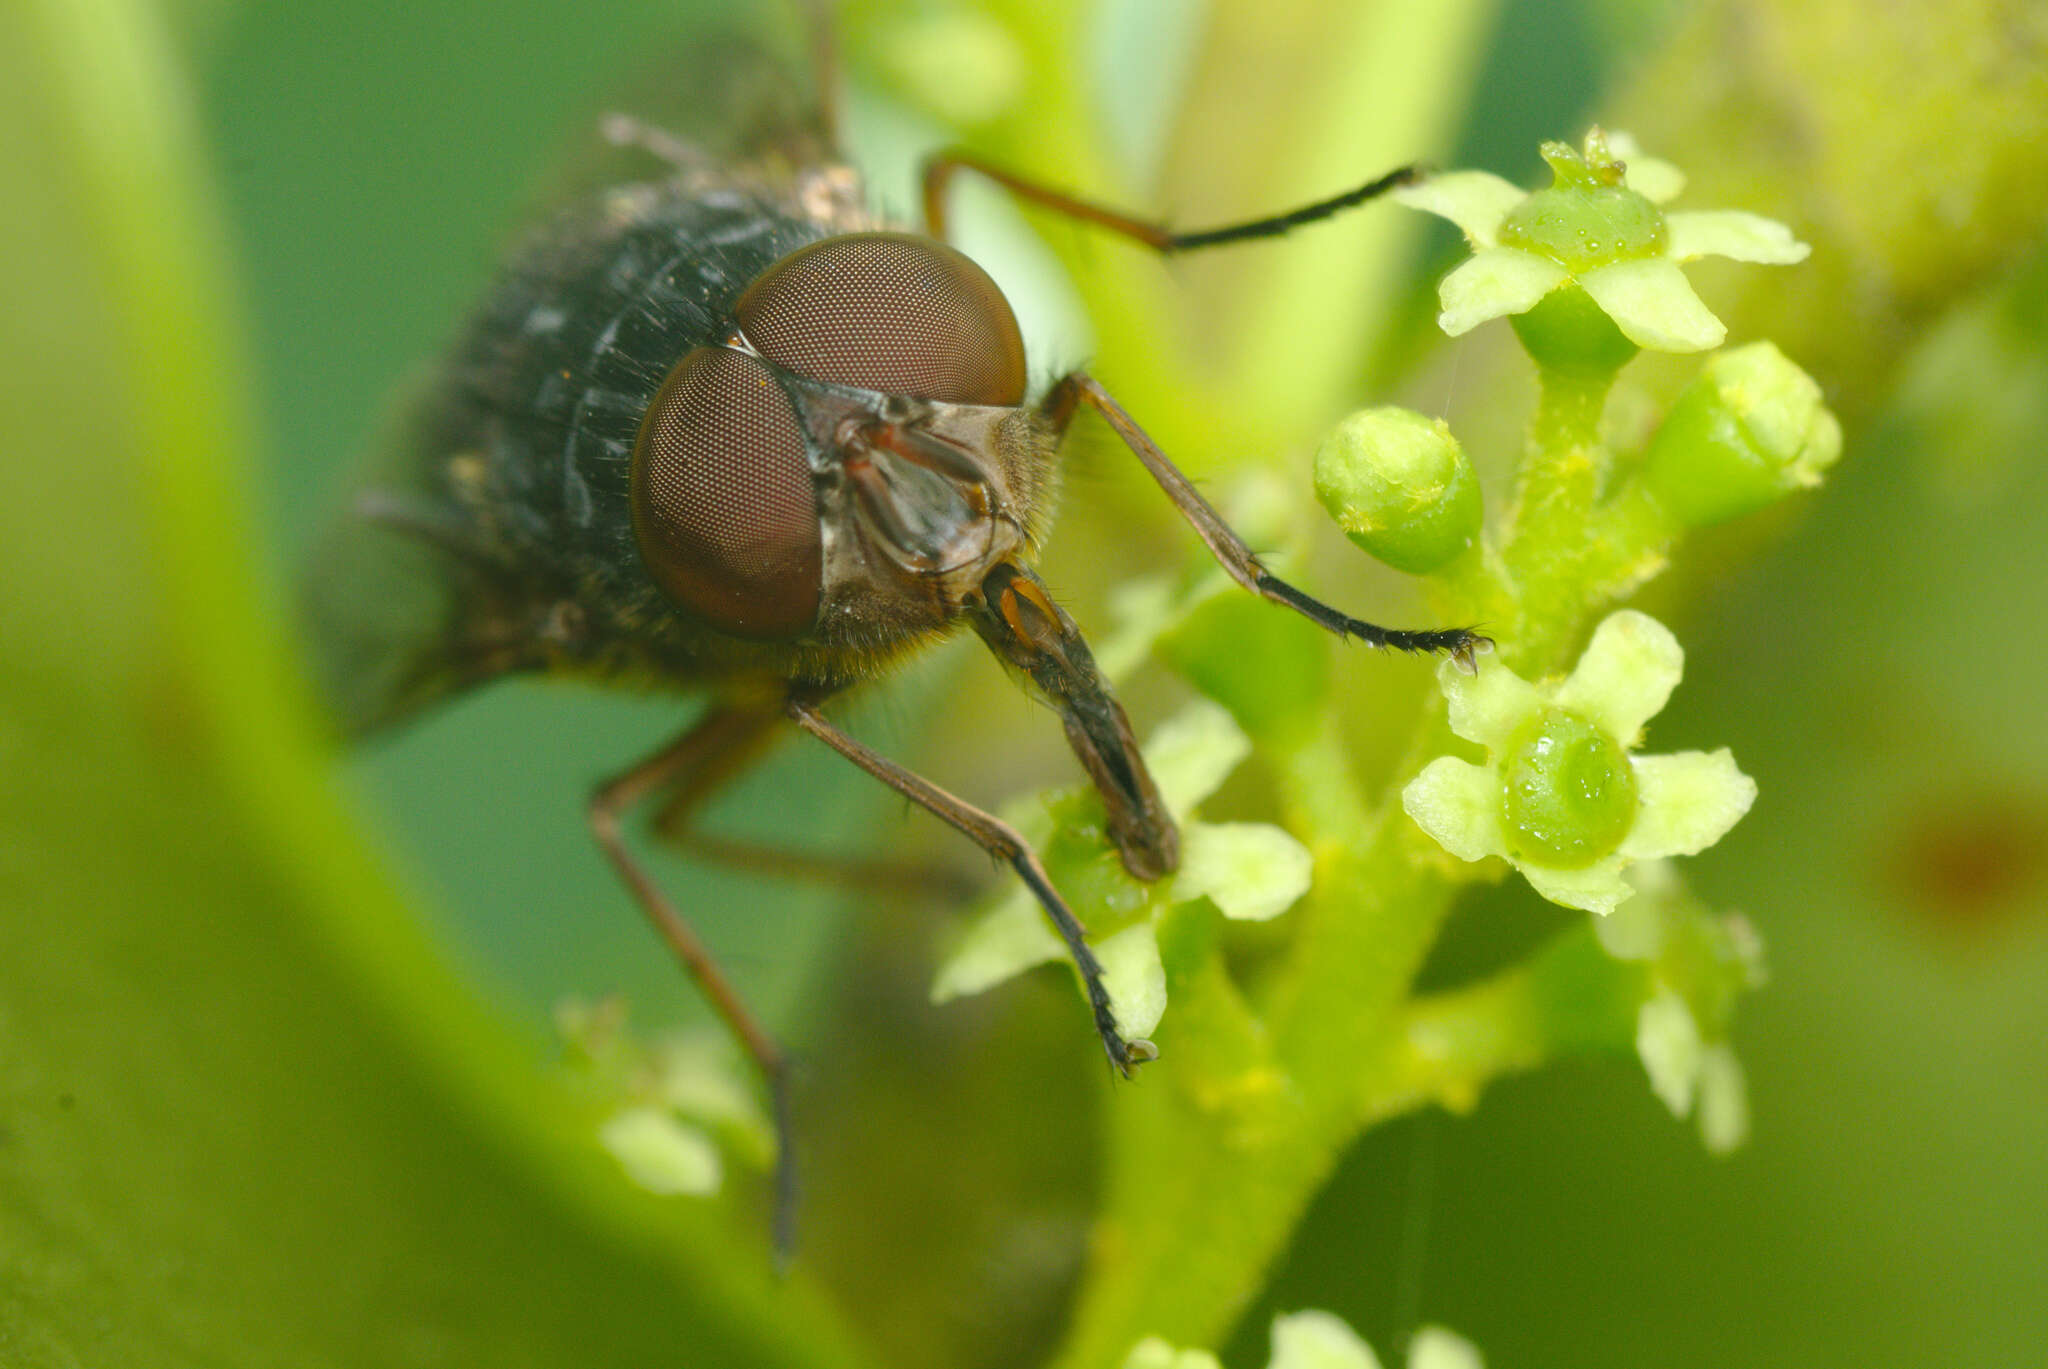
0 2 866 1363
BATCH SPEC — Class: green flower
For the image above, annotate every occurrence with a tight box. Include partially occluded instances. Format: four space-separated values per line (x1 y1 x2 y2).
597 1108 723 1197
1637 988 1751 1154
556 999 773 1197
1124 1311 1484 1369
932 698 1313 1040
1599 862 1768 1153
1395 128 1809 354
1402 611 1756 915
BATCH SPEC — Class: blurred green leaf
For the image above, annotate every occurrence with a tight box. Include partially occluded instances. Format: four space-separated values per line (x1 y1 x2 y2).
0 1 867 1363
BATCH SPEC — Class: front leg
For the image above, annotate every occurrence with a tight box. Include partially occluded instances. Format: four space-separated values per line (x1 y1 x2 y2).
969 560 1177 883
1041 371 1491 667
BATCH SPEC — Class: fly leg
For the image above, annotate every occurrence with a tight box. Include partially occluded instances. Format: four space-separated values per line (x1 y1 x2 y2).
917 152 1488 665
785 687 1156 1078
971 560 1178 882
646 707 979 902
1041 371 1489 666
589 699 803 1258
921 149 1423 249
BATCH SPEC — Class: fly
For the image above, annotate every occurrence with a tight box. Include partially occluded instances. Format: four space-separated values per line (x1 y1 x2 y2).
304 10 1487 1254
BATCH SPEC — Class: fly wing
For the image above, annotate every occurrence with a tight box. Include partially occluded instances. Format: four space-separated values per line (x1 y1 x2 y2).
526 16 839 214
300 371 547 740
301 16 847 740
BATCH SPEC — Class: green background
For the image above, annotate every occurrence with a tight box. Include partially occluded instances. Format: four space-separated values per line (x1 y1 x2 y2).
5 0 2045 1365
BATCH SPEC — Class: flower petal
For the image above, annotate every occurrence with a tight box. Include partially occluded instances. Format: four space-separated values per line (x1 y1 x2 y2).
1393 170 1527 246
1440 651 1541 748
1123 1338 1223 1369
1097 922 1168 1039
1554 610 1684 743
1593 867 1673 961
1176 820 1312 921
1409 1326 1486 1369
599 1107 722 1196
1145 696 1252 815
1606 130 1686 203
1619 750 1758 859
1696 1043 1752 1154
930 887 1062 1003
1577 258 1726 352
649 1031 768 1132
1436 247 1568 336
1269 1310 1386 1369
1402 757 1507 863
1636 989 1703 1117
1665 209 1809 264
1521 856 1635 914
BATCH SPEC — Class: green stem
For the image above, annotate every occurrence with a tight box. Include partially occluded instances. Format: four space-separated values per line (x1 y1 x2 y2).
1052 814 1459 1369
1577 479 1682 608
1504 365 1619 670
1051 689 1481 1368
1432 533 1522 649
1360 920 1645 1127
1272 712 1372 842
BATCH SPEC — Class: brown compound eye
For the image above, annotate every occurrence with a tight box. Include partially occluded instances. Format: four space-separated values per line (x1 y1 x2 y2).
736 231 1028 406
631 346 822 640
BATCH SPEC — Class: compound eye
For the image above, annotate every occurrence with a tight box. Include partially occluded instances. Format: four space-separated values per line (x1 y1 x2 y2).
736 231 1028 406
631 346 822 640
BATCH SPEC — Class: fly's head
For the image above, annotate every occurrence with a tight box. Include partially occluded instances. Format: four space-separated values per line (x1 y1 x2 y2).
630 231 1056 657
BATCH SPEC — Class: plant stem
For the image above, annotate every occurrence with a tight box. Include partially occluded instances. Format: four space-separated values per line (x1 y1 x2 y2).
1504 365 1619 671
1360 919 1645 1126
1051 755 1461 1367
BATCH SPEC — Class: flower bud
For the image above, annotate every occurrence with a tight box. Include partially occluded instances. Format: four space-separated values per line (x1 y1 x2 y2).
1313 407 1482 574
1641 341 1842 526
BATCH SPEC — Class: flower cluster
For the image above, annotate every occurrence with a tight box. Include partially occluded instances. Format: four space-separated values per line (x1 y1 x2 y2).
1403 611 1756 915
1126 1310 1483 1369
